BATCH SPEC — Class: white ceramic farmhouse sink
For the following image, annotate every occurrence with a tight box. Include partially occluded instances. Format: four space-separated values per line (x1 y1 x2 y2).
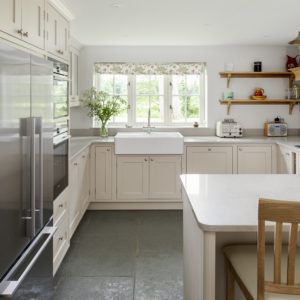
114 132 184 154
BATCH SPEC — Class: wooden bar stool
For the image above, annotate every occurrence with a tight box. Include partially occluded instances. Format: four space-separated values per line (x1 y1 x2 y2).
223 198 300 300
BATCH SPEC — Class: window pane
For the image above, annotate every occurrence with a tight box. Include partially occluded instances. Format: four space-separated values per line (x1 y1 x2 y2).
136 96 149 122
172 75 185 95
114 75 127 95
149 75 164 95
186 75 200 94
172 95 185 122
136 75 149 95
113 96 128 123
100 74 113 94
151 96 164 123
187 96 199 121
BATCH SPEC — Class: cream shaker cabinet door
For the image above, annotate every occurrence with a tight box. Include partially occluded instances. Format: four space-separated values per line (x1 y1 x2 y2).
95 146 112 200
69 158 81 237
0 0 22 38
45 3 59 56
116 156 149 200
237 146 272 174
149 156 181 199
58 14 69 61
79 149 90 211
278 146 296 174
187 146 233 174
21 0 44 49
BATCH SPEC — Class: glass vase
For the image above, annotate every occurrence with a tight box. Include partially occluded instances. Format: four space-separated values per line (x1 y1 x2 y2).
100 122 108 137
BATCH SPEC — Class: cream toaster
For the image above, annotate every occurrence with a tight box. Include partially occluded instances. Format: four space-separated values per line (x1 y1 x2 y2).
216 119 243 138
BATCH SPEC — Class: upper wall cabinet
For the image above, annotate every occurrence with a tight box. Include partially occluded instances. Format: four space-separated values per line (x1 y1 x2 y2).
0 0 45 49
45 2 69 61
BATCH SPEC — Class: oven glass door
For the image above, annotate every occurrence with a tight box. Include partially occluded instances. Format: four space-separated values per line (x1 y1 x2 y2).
53 77 68 119
53 139 68 200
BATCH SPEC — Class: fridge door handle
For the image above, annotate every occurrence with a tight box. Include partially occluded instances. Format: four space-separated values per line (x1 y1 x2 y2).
0 226 57 296
35 117 43 228
29 117 36 238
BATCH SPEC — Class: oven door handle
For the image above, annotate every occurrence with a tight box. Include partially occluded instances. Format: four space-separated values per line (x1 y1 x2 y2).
0 226 57 297
53 134 71 146
53 74 69 81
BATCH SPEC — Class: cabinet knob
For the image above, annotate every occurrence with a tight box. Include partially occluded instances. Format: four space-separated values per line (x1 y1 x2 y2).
208 148 212 151
239 148 242 151
150 158 154 161
17 29 23 35
59 237 63 241
82 155 86 158
22 31 29 37
144 158 148 162
74 162 78 166
59 204 63 208
107 148 110 152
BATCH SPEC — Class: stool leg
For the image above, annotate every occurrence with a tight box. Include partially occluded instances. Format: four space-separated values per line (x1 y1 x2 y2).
226 261 235 300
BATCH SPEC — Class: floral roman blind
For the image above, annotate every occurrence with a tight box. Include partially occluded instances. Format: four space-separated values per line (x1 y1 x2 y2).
94 63 206 75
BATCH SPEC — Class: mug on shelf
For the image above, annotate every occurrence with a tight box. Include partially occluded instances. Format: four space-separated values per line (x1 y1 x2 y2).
224 91 234 100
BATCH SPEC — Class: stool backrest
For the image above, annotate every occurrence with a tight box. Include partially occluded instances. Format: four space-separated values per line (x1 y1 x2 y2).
258 198 300 300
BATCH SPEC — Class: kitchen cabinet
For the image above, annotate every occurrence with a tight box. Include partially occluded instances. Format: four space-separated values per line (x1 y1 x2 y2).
53 186 69 275
45 2 69 61
117 156 148 200
69 147 90 238
116 155 182 200
237 146 272 174
186 146 233 174
95 146 112 200
79 148 90 215
0 0 22 39
69 46 80 106
0 0 44 49
69 155 81 237
278 145 296 174
149 156 181 199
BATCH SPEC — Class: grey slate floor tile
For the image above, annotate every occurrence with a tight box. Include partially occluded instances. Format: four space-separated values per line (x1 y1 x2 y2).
54 210 183 300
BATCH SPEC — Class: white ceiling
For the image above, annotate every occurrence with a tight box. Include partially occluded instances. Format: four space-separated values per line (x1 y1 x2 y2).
65 0 300 46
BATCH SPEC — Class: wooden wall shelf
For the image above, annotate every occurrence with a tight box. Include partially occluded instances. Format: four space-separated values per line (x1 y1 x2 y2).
219 99 300 115
219 72 295 88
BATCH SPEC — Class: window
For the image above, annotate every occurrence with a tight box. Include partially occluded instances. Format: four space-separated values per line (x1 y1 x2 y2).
94 63 207 127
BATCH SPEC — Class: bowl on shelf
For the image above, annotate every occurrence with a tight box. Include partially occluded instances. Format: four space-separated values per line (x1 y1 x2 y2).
250 95 267 100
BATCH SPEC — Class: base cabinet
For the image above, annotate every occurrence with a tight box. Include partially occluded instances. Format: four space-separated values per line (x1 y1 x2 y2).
278 145 296 174
69 148 90 238
116 155 182 201
95 146 112 200
237 146 272 174
186 146 233 174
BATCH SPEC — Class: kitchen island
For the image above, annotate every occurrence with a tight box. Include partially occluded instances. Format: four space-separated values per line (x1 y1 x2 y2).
181 174 300 300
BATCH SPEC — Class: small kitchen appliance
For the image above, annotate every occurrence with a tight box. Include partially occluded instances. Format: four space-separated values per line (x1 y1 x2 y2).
216 119 243 138
264 122 288 137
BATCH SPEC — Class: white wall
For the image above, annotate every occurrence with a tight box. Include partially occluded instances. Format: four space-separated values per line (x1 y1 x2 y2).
71 45 300 130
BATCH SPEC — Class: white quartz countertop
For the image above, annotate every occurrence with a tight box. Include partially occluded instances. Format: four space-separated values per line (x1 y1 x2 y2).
69 135 300 160
70 136 114 160
180 174 300 232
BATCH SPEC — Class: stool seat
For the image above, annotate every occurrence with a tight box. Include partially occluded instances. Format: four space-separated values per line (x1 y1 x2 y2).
223 245 300 300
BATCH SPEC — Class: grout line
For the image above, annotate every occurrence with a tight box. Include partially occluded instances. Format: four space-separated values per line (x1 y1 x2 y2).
132 217 141 300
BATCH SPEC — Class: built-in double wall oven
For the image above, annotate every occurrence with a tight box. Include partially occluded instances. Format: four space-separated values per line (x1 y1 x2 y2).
53 120 70 200
50 58 69 119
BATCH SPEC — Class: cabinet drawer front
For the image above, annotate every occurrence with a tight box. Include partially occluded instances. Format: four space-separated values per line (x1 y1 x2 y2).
53 211 68 256
187 146 233 174
53 188 68 224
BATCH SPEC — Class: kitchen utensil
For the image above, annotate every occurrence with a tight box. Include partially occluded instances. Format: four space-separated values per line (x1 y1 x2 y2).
253 61 262 72
254 88 265 96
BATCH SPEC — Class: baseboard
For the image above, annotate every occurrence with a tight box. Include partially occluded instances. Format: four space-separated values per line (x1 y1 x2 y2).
88 202 183 210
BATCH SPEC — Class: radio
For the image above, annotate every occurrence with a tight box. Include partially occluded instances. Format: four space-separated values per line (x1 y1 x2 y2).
264 123 287 137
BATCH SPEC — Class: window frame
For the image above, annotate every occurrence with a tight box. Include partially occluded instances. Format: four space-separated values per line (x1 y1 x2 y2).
93 71 207 128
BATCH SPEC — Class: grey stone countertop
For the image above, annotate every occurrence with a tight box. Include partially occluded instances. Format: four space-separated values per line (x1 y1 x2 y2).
70 135 300 160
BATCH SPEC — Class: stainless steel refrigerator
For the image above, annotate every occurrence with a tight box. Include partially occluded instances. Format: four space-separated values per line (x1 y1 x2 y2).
0 42 56 299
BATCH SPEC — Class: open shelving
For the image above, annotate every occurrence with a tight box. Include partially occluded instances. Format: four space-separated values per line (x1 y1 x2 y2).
219 72 295 88
219 99 300 115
